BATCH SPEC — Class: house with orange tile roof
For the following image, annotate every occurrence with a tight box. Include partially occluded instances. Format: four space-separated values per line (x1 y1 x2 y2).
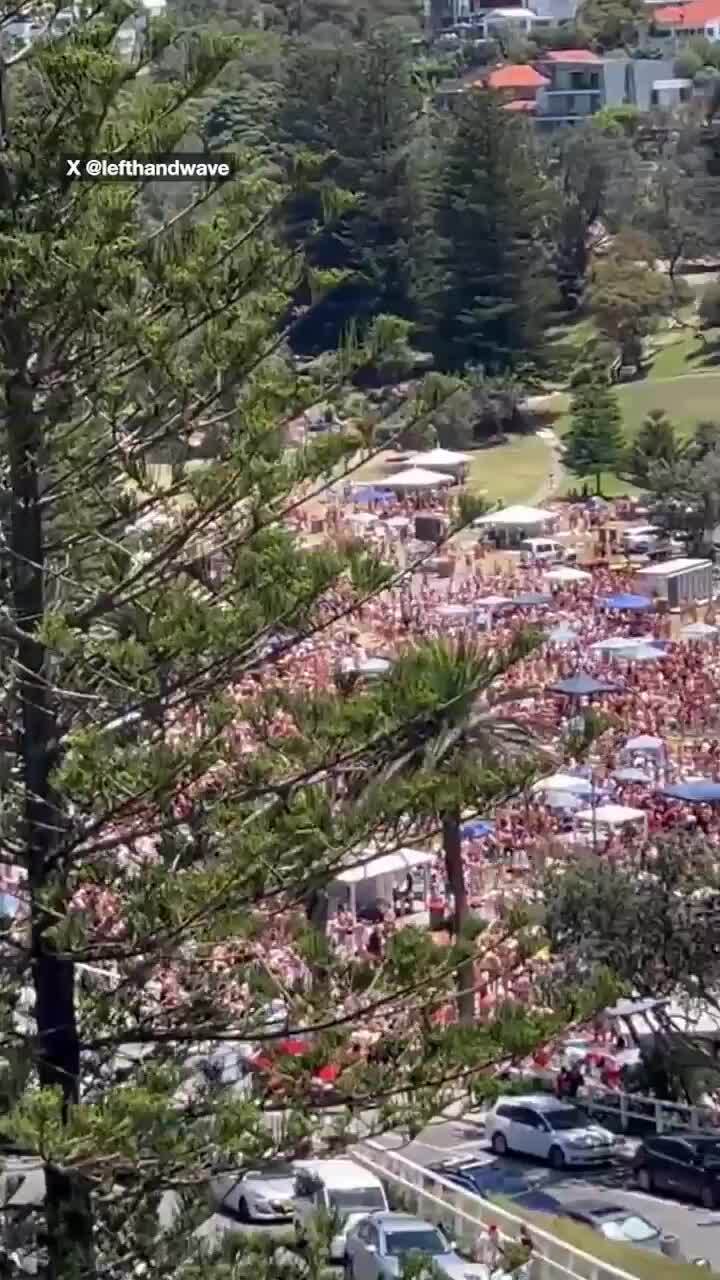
651 0 720 38
484 62 550 114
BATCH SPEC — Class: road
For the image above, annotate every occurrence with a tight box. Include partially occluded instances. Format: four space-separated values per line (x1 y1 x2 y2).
371 1114 720 1270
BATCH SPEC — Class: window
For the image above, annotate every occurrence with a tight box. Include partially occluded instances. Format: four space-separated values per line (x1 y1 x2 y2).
329 1188 386 1216
295 1174 316 1198
650 89 659 106
384 1230 447 1257
542 1107 586 1131
601 1216 659 1245
515 1108 543 1128
495 1105 517 1119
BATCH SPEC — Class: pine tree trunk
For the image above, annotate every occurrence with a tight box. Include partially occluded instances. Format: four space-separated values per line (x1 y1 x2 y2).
442 813 474 1025
6 358 94 1279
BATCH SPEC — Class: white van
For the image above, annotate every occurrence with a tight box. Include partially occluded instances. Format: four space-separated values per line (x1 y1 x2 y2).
519 538 574 566
293 1159 388 1260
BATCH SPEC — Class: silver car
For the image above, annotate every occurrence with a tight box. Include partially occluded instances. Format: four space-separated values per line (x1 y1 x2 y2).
210 1162 296 1220
345 1213 469 1280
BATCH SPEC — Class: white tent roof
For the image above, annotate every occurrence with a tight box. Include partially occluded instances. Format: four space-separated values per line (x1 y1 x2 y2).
576 803 646 826
681 622 718 639
475 504 554 527
410 448 470 468
335 847 434 885
590 635 656 652
389 466 456 489
544 566 592 583
532 773 593 795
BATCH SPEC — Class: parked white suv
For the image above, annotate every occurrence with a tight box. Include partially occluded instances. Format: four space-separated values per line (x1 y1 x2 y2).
485 1095 615 1169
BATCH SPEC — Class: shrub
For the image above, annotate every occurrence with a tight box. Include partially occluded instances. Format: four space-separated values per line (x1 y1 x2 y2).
699 280 720 328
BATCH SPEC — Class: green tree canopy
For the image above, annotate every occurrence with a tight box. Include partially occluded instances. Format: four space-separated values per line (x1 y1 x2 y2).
563 371 624 494
433 91 556 374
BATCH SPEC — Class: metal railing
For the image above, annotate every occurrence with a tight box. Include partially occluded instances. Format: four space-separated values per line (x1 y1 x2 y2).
352 1140 641 1280
581 1084 719 1137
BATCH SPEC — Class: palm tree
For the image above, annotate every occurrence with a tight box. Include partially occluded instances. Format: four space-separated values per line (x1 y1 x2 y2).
366 631 546 1023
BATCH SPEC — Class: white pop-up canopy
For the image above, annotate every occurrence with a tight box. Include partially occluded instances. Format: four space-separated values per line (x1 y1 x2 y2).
532 773 594 796
575 803 647 828
334 848 435 917
544 566 591 584
389 466 456 489
410 448 470 470
474 504 554 528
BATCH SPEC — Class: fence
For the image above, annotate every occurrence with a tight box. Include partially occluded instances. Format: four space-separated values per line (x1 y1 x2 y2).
352 1140 640 1280
581 1084 719 1137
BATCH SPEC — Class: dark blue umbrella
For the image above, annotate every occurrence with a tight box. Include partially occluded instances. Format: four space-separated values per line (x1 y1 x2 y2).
599 594 654 611
512 593 553 607
547 673 622 698
660 781 720 804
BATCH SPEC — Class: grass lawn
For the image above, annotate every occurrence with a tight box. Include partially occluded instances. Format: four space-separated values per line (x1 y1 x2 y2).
467 434 551 505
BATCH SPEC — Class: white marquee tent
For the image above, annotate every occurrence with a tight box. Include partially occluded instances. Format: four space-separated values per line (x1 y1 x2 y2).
475 504 553 529
409 448 470 472
333 847 435 916
389 466 456 489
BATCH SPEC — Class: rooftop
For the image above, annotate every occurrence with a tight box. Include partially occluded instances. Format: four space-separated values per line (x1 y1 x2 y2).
637 557 711 575
654 0 720 21
487 62 549 88
541 48 603 62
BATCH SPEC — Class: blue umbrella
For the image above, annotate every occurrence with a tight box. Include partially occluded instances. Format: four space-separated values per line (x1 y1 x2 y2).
461 819 495 839
548 673 622 697
660 781 720 804
599 594 654 612
352 487 395 505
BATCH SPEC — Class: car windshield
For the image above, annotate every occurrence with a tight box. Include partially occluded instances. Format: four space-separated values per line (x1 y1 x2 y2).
385 1230 446 1257
601 1217 659 1244
543 1108 585 1131
329 1189 385 1216
465 1169 531 1196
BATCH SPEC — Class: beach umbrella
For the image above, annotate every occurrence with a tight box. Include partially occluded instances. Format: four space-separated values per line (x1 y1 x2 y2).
660 781 720 804
512 592 553 608
548 674 622 697
681 622 719 641
544 791 585 811
599 594 654 612
590 636 656 653
614 643 667 662
461 819 495 839
533 773 594 796
547 624 579 645
625 734 665 753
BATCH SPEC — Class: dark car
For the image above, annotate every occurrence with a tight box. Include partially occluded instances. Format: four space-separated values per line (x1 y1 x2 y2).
430 1160 563 1215
561 1200 665 1253
633 1134 720 1209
